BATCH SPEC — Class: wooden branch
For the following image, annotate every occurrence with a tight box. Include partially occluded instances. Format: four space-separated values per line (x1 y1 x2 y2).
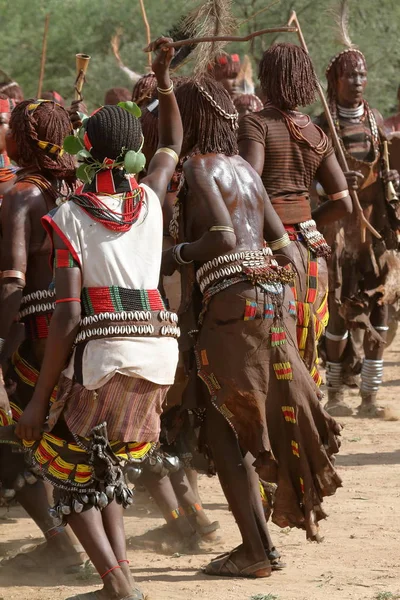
287 10 381 241
37 14 50 98
139 0 152 70
144 26 298 51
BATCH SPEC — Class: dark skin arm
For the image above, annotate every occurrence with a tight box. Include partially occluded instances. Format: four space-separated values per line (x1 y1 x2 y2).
0 185 31 415
238 139 264 176
142 37 183 203
313 153 353 228
15 234 82 441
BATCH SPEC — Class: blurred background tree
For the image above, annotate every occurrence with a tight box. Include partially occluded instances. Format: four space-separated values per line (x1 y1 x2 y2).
0 0 399 116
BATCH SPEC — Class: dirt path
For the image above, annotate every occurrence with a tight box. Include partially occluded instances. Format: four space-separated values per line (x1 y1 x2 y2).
1 335 399 600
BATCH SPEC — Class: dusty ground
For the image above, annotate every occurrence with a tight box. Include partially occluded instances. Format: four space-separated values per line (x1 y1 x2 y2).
1 336 399 600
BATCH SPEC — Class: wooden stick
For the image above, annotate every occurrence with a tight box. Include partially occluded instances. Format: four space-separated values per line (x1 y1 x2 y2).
144 26 298 51
37 14 50 98
287 10 381 241
139 0 152 71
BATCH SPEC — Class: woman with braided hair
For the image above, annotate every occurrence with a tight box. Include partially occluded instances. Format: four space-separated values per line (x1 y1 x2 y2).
316 46 400 417
238 42 353 391
0 99 88 572
13 38 182 600
164 74 343 578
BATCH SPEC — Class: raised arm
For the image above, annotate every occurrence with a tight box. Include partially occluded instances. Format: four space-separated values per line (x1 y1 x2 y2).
142 37 183 200
15 233 82 441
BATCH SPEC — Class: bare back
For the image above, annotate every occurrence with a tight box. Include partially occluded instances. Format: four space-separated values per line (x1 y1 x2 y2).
183 154 266 258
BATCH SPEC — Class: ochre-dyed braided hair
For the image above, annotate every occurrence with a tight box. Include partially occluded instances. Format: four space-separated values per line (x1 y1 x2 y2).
131 74 157 107
86 104 143 163
104 87 131 105
10 100 76 187
326 49 367 104
174 76 238 156
259 43 318 110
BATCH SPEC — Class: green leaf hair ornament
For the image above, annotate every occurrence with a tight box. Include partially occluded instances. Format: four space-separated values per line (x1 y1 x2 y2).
63 134 84 155
118 100 142 118
123 134 146 175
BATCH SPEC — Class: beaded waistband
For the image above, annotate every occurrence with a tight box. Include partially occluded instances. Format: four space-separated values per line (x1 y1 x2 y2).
81 286 165 317
75 309 180 345
18 289 56 320
196 247 294 294
283 220 331 259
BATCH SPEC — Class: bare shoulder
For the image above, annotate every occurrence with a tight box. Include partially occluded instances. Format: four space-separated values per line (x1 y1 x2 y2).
184 154 225 174
1 182 44 218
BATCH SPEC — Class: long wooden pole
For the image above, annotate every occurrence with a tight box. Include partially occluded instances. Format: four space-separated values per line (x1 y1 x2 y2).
139 0 152 71
287 10 380 241
37 14 50 98
144 26 298 51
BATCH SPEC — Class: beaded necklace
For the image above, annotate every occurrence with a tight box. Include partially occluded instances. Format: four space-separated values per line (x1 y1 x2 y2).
332 100 380 168
70 169 143 232
266 104 329 155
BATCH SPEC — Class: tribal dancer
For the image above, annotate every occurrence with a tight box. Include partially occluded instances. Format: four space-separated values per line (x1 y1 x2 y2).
0 99 85 571
14 38 181 600
166 76 342 577
209 53 241 99
317 41 400 417
238 43 352 388
0 95 17 204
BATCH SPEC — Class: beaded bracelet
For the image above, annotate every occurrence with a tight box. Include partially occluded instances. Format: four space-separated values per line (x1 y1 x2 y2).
269 233 291 251
172 243 193 265
157 83 174 95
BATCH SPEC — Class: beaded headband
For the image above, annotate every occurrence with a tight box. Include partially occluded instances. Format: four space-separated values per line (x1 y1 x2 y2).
194 82 239 130
0 81 18 93
325 48 366 76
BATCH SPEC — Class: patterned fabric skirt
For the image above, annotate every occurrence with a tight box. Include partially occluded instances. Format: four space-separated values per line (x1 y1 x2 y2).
285 228 329 386
195 280 342 540
21 373 169 519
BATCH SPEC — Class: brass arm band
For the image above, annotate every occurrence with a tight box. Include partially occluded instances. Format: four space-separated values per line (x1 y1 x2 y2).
1 270 26 282
155 147 179 166
328 190 349 201
268 233 291 251
209 226 235 233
